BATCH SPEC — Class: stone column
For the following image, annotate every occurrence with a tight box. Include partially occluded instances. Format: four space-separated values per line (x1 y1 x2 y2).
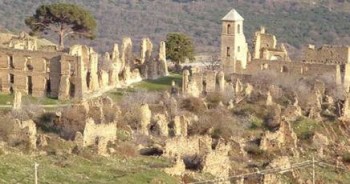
182 70 190 94
217 71 225 92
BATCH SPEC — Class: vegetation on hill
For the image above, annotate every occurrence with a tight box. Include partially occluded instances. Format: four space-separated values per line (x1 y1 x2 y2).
1 0 350 55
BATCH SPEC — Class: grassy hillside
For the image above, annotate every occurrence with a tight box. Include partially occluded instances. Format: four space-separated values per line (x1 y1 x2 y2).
1 0 350 55
0 153 178 184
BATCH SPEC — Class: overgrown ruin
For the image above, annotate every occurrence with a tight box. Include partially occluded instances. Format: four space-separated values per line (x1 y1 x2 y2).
0 32 168 100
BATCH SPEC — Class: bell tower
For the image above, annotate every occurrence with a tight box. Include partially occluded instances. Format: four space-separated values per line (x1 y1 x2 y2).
221 9 249 73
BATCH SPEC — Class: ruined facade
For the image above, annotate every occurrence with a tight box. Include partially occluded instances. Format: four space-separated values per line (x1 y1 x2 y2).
252 27 290 61
0 32 168 100
220 9 350 92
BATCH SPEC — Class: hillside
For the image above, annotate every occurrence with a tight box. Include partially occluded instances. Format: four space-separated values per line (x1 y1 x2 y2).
1 0 350 55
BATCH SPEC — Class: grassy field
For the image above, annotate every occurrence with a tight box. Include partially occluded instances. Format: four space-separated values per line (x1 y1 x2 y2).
133 73 182 91
0 153 178 184
106 73 182 102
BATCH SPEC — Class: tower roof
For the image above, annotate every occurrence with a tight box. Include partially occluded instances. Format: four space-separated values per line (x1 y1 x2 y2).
222 9 244 21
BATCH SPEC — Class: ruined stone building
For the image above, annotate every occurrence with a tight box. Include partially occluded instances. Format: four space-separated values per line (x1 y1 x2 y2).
220 9 350 91
221 9 249 74
252 27 290 62
0 32 168 100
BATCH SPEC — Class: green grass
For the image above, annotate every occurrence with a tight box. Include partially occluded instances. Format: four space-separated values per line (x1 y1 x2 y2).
0 93 70 106
0 153 178 184
133 73 182 91
0 93 14 105
106 73 182 102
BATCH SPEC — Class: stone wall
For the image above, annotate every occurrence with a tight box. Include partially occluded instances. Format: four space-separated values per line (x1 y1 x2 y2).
252 27 290 61
164 135 212 157
182 69 231 97
82 118 117 147
303 45 350 64
0 47 83 99
0 34 168 100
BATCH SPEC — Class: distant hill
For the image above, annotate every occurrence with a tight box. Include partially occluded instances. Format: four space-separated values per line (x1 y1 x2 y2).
1 0 350 56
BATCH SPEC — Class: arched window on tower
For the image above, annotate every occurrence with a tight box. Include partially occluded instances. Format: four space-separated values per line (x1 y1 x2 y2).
237 24 241 34
227 47 230 57
227 24 231 34
238 46 240 52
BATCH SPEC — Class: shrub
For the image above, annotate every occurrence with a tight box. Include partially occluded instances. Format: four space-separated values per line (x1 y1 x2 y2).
180 97 206 113
36 112 60 133
250 115 264 129
188 108 247 140
206 92 223 109
244 143 264 156
292 118 319 140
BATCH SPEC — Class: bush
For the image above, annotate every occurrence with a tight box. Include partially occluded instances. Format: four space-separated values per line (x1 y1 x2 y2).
180 97 206 113
206 92 224 109
292 118 319 140
188 108 247 140
36 112 60 133
244 143 264 156
250 115 264 129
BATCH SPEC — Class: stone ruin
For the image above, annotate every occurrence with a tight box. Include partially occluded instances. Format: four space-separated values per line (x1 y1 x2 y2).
182 69 230 97
7 119 37 150
252 27 290 62
163 135 231 181
58 97 118 155
217 9 350 93
260 121 298 156
12 91 22 110
0 31 168 100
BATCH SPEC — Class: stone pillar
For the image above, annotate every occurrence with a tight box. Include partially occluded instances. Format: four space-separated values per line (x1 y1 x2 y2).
235 79 243 94
174 116 188 137
140 38 153 65
182 70 190 94
336 65 342 86
217 71 225 92
121 37 133 69
12 91 22 110
139 104 152 135
342 95 350 120
58 75 70 100
154 114 168 137
344 64 350 92
266 91 273 106
159 41 169 76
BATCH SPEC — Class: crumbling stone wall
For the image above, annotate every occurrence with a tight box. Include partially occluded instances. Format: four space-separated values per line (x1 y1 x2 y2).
0 32 169 100
0 32 57 51
8 119 37 149
183 70 228 96
252 27 290 62
202 141 231 179
82 118 117 147
0 47 83 99
164 135 212 157
303 45 350 64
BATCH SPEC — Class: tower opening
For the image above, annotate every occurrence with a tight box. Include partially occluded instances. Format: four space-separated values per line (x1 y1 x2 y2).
27 76 33 95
